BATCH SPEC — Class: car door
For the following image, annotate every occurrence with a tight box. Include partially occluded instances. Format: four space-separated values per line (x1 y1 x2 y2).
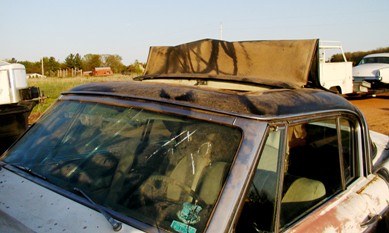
288 117 389 232
289 173 389 232
235 114 389 232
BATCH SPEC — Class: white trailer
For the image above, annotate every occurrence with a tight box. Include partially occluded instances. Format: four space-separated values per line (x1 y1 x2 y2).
0 61 41 154
0 62 30 105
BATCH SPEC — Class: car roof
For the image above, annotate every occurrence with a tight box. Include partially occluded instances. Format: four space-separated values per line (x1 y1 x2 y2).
64 80 358 119
363 53 389 58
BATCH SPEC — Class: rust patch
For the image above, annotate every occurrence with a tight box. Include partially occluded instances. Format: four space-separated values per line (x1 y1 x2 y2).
357 176 380 194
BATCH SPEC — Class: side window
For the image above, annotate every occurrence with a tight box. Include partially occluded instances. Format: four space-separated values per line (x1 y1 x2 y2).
236 129 283 232
281 121 339 226
283 118 358 227
339 119 356 184
236 117 358 232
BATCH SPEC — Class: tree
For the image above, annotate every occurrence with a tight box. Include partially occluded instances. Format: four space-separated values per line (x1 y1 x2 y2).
127 60 145 75
42 57 60 76
18 61 41 74
82 54 102 71
102 54 126 73
65 53 83 69
65 53 75 68
74 53 82 69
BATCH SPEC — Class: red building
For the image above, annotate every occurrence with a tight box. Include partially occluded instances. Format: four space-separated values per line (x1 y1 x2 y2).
92 67 113 76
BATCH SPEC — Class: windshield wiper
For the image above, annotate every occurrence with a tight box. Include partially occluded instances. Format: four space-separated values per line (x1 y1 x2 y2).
73 187 122 232
10 164 47 180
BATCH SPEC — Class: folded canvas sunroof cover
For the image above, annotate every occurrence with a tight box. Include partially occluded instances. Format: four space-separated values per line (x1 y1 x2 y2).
143 39 319 88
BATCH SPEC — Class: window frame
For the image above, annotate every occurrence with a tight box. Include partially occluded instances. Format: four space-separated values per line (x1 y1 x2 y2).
278 114 360 230
235 112 362 233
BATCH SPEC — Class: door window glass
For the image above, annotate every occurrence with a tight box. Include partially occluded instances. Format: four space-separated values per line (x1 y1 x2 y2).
237 117 358 232
237 129 283 232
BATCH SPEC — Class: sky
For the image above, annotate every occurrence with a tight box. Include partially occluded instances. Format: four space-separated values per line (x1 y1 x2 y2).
1 0 388 65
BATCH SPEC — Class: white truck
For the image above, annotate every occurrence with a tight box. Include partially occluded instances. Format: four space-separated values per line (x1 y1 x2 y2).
318 41 354 94
0 61 41 154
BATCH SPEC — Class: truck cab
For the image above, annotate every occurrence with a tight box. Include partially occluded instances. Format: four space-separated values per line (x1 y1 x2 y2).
318 41 354 94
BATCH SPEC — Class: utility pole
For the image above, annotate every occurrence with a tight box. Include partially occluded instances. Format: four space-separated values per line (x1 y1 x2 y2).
41 58 44 76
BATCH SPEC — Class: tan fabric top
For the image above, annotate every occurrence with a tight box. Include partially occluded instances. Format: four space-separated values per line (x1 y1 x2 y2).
144 39 318 88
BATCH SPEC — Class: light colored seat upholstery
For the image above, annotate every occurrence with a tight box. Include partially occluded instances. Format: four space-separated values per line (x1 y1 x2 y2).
166 141 213 201
197 161 229 205
134 122 237 224
139 124 216 204
282 177 326 203
281 177 326 225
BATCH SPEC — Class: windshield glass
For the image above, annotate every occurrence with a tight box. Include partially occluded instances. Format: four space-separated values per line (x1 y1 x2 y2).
1 100 242 232
359 56 389 65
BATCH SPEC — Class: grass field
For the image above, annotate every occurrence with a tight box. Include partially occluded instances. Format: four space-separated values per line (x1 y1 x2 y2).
27 75 134 122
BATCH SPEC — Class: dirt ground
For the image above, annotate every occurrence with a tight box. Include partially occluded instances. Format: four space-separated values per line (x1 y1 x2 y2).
348 93 389 136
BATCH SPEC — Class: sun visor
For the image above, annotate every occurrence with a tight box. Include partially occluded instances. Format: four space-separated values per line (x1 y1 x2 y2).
143 39 319 88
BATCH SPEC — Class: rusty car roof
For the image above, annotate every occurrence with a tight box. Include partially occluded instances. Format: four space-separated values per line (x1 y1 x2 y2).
64 81 358 119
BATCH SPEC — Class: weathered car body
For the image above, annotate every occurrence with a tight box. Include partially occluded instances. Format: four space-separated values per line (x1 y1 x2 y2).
0 39 389 233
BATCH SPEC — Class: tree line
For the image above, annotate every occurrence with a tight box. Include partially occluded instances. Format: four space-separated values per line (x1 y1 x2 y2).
331 46 389 65
7 46 389 76
6 53 145 76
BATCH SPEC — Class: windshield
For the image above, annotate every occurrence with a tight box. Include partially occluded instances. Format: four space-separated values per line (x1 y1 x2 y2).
1 100 242 232
359 56 389 65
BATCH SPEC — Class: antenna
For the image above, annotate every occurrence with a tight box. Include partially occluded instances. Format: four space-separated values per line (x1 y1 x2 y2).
219 22 223 40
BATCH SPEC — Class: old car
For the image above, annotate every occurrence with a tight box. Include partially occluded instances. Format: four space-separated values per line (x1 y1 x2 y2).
352 53 389 94
0 39 389 233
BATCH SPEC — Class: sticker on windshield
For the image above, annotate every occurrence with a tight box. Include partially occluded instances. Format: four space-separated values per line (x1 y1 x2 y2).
170 220 197 233
177 202 202 224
